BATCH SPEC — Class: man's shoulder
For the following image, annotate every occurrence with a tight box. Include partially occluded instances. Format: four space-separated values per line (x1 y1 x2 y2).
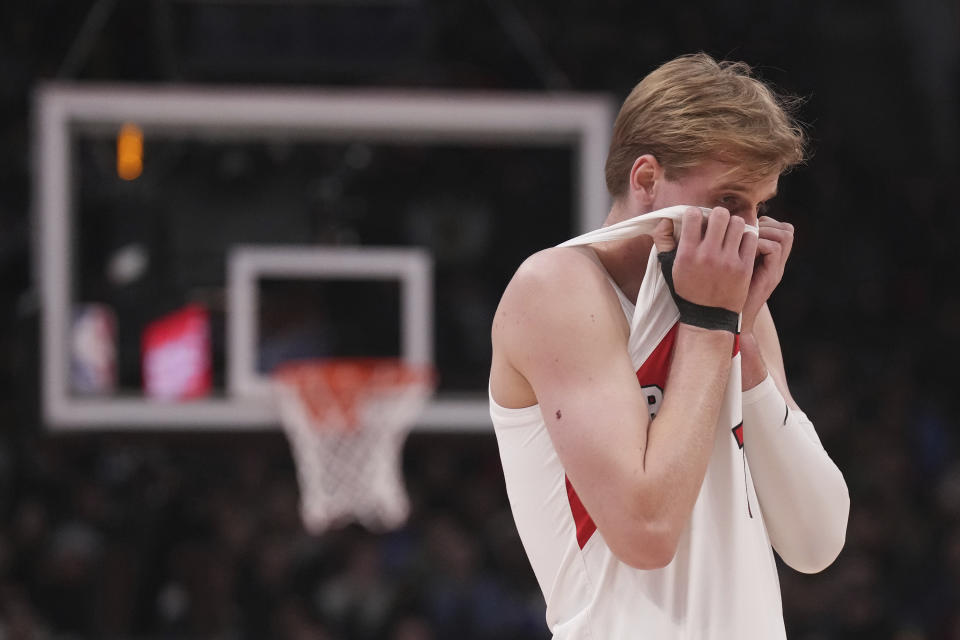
494 246 627 345
510 246 611 295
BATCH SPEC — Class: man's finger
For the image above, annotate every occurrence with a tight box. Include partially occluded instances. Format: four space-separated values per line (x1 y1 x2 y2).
703 207 730 249
738 228 759 262
723 215 746 253
758 227 793 243
756 237 782 258
758 227 794 261
759 217 794 234
678 206 704 250
652 219 677 253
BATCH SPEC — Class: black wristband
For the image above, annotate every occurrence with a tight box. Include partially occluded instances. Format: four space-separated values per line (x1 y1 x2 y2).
656 249 740 334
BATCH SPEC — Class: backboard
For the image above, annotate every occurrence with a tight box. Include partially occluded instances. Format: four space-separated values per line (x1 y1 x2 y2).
35 85 613 431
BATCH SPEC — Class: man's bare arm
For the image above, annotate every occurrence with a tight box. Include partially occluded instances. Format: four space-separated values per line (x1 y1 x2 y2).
493 208 755 569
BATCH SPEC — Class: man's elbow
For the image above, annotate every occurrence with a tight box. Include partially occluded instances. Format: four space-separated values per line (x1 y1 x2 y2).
783 491 850 574
608 520 680 570
785 533 845 574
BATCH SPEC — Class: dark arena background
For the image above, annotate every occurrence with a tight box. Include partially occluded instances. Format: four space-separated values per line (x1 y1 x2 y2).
1 1 959 638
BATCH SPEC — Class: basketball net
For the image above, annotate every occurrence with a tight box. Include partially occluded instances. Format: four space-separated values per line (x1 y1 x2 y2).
272 358 435 534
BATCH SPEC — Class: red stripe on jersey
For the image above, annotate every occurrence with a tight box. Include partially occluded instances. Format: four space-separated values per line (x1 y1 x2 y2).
733 332 740 357
566 476 597 549
635 323 679 388
565 324 681 550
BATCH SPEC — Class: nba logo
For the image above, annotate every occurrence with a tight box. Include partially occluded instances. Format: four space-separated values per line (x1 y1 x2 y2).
71 304 117 395
141 305 212 401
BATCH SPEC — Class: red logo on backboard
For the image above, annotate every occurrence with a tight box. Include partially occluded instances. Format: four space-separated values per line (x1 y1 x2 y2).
142 305 212 400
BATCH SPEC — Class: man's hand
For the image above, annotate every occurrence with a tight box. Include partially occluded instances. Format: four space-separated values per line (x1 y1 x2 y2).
741 217 794 333
652 207 758 315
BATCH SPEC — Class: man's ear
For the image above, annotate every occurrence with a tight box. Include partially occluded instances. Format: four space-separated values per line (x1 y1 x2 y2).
628 154 663 205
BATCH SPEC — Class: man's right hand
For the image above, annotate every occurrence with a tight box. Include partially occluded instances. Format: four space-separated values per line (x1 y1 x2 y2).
652 207 758 314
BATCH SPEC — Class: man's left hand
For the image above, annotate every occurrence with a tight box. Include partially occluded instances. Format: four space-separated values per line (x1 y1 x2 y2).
741 217 794 333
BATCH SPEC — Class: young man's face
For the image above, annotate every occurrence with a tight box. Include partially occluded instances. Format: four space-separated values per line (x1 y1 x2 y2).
654 159 779 227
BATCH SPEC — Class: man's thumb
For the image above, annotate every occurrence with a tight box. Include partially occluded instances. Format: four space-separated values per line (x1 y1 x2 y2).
652 218 677 253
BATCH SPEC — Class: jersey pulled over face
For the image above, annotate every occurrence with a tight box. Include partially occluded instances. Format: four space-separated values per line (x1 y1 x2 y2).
653 159 779 226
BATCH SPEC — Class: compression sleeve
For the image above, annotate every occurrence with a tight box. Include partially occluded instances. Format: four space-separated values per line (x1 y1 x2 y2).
742 374 850 574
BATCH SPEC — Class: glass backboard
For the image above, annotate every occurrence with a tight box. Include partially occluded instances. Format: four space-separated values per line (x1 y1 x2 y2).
35 86 613 430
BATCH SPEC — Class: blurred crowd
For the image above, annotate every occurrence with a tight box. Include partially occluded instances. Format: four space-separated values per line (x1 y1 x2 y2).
0 434 548 639
2 0 959 638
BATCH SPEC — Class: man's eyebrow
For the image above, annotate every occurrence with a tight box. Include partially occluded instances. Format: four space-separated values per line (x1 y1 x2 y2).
714 183 779 201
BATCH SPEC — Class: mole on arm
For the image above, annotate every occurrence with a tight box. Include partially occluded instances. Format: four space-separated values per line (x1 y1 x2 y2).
555 409 562 420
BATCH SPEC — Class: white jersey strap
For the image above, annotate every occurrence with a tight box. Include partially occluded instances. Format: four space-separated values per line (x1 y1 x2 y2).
557 205 758 248
556 204 754 360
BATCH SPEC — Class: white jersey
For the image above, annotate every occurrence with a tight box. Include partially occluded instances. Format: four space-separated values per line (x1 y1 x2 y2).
490 208 787 639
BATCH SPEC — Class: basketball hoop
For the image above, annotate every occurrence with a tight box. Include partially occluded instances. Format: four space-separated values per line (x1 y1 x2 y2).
272 358 435 534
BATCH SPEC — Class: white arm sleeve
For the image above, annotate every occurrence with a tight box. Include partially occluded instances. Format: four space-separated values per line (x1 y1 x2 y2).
742 374 850 574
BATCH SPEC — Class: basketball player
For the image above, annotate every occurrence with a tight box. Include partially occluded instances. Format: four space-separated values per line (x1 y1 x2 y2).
489 54 849 639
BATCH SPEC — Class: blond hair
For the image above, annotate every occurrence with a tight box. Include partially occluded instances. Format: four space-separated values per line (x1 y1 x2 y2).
605 53 807 198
